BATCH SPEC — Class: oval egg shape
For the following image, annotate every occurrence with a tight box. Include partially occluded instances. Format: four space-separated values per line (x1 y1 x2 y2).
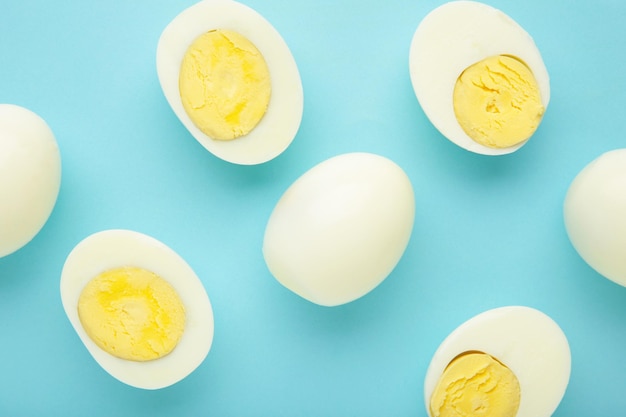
263 152 415 307
564 148 626 286
424 306 571 417
409 1 549 155
156 0 303 165
60 229 214 390
0 104 61 258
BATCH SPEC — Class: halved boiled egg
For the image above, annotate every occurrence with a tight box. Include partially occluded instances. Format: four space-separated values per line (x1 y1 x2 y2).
424 306 570 417
409 1 550 155
0 104 61 257
156 0 303 165
263 153 415 306
60 229 214 390
564 149 626 286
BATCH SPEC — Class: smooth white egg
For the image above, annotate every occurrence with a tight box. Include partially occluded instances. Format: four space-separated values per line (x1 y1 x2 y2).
60 229 214 390
424 306 571 417
0 104 61 258
409 1 549 155
156 0 303 165
564 149 626 286
263 152 415 307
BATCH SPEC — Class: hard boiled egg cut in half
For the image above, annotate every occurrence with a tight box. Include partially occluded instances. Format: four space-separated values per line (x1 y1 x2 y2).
60 230 214 390
409 1 550 155
263 153 415 307
424 306 571 417
156 0 303 165
0 104 61 258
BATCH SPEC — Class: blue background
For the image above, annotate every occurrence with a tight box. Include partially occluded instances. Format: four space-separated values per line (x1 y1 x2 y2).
1 0 625 415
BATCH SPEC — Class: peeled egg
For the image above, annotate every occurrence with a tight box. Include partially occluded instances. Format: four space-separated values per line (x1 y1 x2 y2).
60 229 214 389
263 152 415 306
564 149 626 286
0 104 61 258
409 1 550 155
424 306 570 417
156 0 303 165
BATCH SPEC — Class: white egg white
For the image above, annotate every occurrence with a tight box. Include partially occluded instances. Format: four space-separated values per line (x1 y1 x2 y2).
0 104 61 258
564 149 626 286
156 0 303 165
263 152 415 307
409 1 550 155
424 306 570 417
60 229 214 390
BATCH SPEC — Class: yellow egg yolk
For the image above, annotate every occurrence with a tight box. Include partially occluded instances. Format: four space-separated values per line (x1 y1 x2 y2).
453 55 544 148
77 266 186 362
179 29 271 141
430 352 521 417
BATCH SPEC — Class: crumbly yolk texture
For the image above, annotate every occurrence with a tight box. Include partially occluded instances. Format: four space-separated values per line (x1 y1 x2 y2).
453 55 544 148
77 266 186 362
430 352 521 417
179 29 271 141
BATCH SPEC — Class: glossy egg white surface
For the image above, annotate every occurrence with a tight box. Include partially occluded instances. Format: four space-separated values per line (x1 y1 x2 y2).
409 1 550 155
60 229 214 390
0 104 61 258
263 152 415 307
564 149 626 287
156 0 303 165
424 306 571 417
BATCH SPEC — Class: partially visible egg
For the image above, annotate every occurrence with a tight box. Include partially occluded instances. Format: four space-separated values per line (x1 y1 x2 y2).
564 149 626 286
424 306 570 417
156 0 303 165
60 229 214 390
263 153 415 307
409 1 550 155
0 104 61 258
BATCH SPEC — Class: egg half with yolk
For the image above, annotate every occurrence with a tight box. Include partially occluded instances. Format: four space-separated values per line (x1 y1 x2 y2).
424 306 570 417
156 0 303 165
60 229 214 389
409 1 549 155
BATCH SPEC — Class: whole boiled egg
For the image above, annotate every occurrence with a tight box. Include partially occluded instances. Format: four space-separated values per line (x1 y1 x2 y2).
564 149 626 286
424 306 570 417
60 229 214 390
263 152 415 307
409 1 549 155
0 104 61 258
156 0 303 165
